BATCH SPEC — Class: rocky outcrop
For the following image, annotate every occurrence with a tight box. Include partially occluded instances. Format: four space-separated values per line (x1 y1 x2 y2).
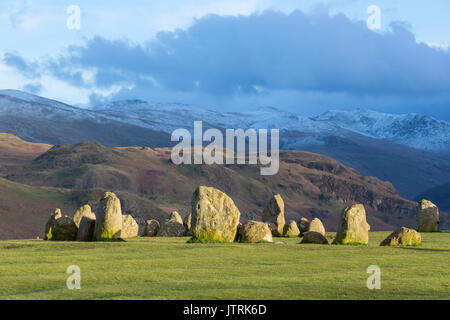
237 221 273 243
333 204 370 245
380 227 421 246
309 218 325 236
262 194 285 236
73 204 96 228
301 231 329 244
157 211 186 237
144 219 160 237
121 215 139 238
44 208 62 240
76 216 96 241
94 192 123 240
283 220 300 237
191 186 241 242
417 200 439 232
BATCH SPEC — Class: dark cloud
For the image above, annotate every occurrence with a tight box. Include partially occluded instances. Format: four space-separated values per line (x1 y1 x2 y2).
4 10 450 117
3 52 40 79
22 82 43 94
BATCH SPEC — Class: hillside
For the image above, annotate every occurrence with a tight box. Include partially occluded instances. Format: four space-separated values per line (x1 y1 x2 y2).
0 91 171 148
0 134 439 239
1 90 450 199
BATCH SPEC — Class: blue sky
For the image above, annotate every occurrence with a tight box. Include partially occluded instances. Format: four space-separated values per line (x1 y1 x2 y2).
1 0 450 119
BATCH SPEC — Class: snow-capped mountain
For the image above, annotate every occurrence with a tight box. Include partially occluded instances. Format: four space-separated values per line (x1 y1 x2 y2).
92 99 450 154
92 100 337 135
2 89 450 199
314 109 450 153
2 90 450 154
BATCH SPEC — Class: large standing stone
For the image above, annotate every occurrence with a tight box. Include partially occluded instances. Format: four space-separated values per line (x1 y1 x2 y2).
144 219 160 237
309 218 325 236
237 221 273 243
191 186 241 242
184 213 192 236
44 208 62 240
283 220 300 237
94 192 123 240
262 194 285 236
121 215 139 238
380 227 422 247
73 204 96 228
417 200 439 232
333 204 371 245
76 216 96 241
51 216 78 241
301 231 329 244
297 217 310 236
157 212 186 237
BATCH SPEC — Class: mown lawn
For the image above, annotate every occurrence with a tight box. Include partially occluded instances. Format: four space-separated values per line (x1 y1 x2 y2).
0 231 449 300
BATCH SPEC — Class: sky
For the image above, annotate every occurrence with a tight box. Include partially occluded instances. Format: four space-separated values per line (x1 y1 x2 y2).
1 0 450 119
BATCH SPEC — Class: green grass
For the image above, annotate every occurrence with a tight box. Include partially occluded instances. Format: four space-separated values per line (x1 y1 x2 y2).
0 231 449 300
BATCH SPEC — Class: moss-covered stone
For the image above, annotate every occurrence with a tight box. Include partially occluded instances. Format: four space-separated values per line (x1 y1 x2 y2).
94 192 123 240
73 204 96 228
44 208 62 240
301 231 329 244
76 216 96 241
380 227 422 246
297 217 310 236
183 213 192 236
262 194 285 236
283 220 300 237
333 204 370 245
191 186 240 242
51 216 78 241
237 221 273 243
121 215 139 238
143 219 160 237
309 218 325 235
417 199 439 232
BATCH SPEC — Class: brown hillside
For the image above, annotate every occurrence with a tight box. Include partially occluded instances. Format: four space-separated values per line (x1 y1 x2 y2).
0 138 435 240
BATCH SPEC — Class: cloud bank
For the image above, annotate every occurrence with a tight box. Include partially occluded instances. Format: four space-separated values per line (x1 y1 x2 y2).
4 10 450 118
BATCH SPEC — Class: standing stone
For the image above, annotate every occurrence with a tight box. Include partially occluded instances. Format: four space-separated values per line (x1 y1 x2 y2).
76 216 96 241
169 211 183 224
333 204 371 245
380 227 422 247
283 220 300 237
301 231 329 244
184 213 192 236
262 194 285 236
44 208 62 240
94 192 123 240
73 205 96 228
121 215 139 238
157 212 186 237
309 218 325 236
297 217 310 236
51 216 78 241
191 186 241 242
237 221 273 243
144 220 160 237
417 200 439 232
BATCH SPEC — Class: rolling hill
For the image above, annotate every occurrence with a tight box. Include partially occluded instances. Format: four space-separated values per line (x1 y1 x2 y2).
1 133 444 240
1 90 450 200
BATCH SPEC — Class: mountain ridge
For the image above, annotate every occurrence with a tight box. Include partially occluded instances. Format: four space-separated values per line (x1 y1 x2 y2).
1 90 450 199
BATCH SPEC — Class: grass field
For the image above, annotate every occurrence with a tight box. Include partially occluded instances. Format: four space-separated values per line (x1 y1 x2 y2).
0 231 449 300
